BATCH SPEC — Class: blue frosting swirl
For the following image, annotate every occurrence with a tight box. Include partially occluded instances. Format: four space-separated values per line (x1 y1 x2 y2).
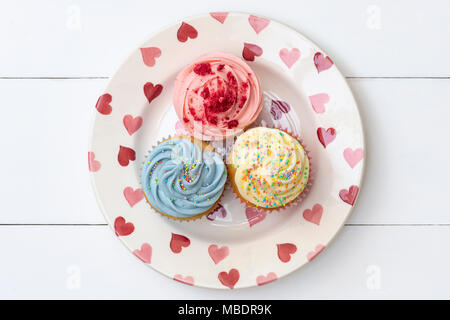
141 138 227 218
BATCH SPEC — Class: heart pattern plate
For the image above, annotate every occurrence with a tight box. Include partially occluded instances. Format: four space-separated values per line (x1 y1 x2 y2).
89 12 365 289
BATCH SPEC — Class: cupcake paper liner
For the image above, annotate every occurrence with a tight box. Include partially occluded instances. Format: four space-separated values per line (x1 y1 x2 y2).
226 125 314 214
140 134 226 222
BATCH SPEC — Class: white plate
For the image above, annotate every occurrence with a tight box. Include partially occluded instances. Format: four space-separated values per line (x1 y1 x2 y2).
89 12 365 289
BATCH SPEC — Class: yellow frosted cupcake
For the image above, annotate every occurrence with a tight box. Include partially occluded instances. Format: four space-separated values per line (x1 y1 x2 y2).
227 127 310 210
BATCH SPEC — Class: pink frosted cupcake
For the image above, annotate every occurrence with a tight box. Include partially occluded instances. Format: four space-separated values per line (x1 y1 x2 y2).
173 52 263 141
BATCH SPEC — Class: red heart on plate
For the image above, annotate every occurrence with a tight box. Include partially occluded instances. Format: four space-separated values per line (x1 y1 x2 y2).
140 47 161 67
317 127 336 148
173 274 194 286
114 217 134 236
314 52 334 73
309 93 329 114
133 243 152 264
344 148 364 169
118 145 136 167
170 233 190 254
143 82 163 104
242 43 263 62
95 93 112 115
207 204 227 221
123 115 143 136
88 151 101 172
123 187 143 207
177 22 198 42
245 206 267 227
277 243 297 263
339 185 359 206
303 203 323 225
210 12 228 24
279 48 300 68
218 268 240 289
208 244 229 265
307 244 325 261
248 15 270 34
256 272 277 286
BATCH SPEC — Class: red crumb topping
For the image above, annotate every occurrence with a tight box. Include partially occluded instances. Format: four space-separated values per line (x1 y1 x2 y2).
239 96 247 108
193 63 212 76
204 89 236 113
227 72 237 86
200 87 210 99
206 115 218 125
189 107 203 121
187 65 249 129
227 120 239 129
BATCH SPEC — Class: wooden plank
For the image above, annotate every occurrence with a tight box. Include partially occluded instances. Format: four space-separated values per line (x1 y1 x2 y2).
0 79 106 224
0 225 448 298
1 0 449 77
1 78 448 224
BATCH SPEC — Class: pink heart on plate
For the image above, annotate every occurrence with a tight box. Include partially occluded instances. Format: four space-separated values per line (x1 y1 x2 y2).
256 272 278 286
123 187 143 207
173 274 194 286
208 244 229 265
133 243 152 264
303 204 323 225
123 115 143 136
139 47 161 67
245 206 267 227
248 15 270 34
317 127 337 148
242 43 263 62
95 93 112 115
344 148 364 168
307 244 325 261
339 185 359 206
177 22 198 42
218 268 240 289
143 82 163 104
210 12 228 24
277 243 297 263
279 48 300 68
118 145 136 167
88 151 101 172
309 93 329 114
114 217 134 237
207 204 227 221
314 52 334 73
170 233 190 254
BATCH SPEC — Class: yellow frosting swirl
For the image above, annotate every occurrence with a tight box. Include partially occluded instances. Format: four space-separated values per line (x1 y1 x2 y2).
230 127 309 208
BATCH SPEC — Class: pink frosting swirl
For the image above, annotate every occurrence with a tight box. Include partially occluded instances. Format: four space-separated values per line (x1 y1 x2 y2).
173 52 262 140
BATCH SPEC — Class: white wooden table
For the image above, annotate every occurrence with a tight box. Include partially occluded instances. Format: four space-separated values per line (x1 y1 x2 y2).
1 0 449 299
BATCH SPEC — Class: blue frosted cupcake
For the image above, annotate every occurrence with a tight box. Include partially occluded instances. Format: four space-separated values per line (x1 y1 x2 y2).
141 136 227 220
